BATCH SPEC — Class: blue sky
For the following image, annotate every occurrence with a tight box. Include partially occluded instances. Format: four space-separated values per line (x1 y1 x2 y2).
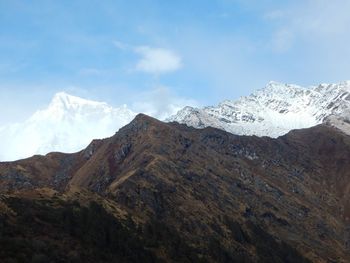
1 0 350 124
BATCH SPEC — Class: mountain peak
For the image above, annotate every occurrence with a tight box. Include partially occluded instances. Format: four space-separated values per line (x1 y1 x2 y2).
134 113 154 120
53 91 73 100
169 80 350 138
50 91 106 110
0 92 136 161
262 81 304 95
123 113 163 130
266 80 284 87
52 91 80 104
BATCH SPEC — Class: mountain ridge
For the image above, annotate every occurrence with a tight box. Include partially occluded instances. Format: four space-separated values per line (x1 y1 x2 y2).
168 80 350 137
2 80 350 161
0 114 349 262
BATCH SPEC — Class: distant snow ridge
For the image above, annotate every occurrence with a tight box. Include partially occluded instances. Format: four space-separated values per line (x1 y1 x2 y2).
0 92 136 161
2 81 350 161
168 81 350 137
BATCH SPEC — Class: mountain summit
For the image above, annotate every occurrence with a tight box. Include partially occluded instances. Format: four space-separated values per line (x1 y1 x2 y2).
49 92 108 111
0 92 136 161
168 81 350 137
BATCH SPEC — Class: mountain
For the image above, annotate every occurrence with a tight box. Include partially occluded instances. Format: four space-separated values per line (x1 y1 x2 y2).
0 92 136 161
0 114 349 262
3 80 350 162
168 81 350 137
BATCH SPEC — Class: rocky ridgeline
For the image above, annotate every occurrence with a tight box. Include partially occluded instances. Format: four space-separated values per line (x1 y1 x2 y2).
168 81 350 137
0 114 349 262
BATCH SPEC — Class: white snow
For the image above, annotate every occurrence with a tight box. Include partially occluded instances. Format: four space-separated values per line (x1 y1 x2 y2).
0 92 136 161
1 81 350 162
168 81 350 137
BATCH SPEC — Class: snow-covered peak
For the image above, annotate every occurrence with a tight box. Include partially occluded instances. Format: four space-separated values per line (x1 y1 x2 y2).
30 92 133 123
254 81 308 99
50 92 107 109
264 81 301 92
47 92 110 116
168 81 350 137
0 92 137 161
315 81 350 94
52 91 79 103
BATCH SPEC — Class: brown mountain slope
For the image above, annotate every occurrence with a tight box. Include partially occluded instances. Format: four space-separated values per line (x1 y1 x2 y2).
0 114 349 262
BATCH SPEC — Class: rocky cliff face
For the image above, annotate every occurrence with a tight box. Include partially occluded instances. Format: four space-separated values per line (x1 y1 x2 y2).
168 81 350 137
0 114 349 262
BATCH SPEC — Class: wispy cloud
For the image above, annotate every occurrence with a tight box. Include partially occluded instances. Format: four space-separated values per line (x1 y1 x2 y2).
271 28 294 53
113 40 130 50
113 40 183 75
267 0 350 52
131 85 198 120
134 46 182 75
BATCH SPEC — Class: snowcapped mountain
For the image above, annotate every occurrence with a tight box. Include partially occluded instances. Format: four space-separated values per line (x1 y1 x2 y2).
0 92 136 161
2 81 350 161
168 81 350 137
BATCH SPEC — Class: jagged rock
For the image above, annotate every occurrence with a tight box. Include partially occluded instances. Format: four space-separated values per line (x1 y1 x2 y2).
0 115 349 262
168 81 350 137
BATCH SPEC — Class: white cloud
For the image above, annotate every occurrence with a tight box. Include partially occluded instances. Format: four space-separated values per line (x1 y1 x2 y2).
271 28 294 52
134 46 182 74
294 0 350 37
113 40 129 50
267 0 350 53
112 41 182 75
131 85 198 120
